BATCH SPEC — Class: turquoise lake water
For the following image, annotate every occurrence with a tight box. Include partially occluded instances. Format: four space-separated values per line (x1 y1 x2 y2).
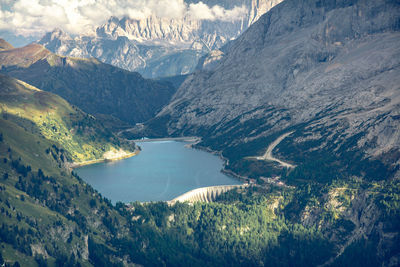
75 141 241 203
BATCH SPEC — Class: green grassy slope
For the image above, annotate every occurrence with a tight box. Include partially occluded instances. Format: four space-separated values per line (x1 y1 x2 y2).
0 74 134 163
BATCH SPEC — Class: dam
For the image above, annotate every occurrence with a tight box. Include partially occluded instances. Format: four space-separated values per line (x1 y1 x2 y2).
168 184 249 205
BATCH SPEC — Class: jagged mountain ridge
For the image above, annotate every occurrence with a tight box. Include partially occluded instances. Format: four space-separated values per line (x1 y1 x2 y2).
146 0 400 181
38 0 283 78
0 41 176 125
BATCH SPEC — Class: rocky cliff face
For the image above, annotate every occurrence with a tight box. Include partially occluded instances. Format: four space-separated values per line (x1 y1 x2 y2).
148 0 400 182
38 0 282 78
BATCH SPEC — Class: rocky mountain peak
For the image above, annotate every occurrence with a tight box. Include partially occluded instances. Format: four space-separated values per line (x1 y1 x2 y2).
39 0 283 78
41 28 72 43
247 0 283 26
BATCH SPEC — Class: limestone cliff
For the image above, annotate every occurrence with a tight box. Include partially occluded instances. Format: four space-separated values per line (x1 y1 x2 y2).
38 0 282 78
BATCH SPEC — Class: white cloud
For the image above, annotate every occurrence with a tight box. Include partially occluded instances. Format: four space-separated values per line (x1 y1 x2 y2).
188 2 247 21
0 0 248 37
188 2 215 20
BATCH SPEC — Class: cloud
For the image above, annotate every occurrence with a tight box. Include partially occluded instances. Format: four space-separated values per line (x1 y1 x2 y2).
0 0 248 37
188 2 248 21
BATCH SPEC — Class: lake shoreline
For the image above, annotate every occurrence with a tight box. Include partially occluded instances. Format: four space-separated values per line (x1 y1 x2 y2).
125 136 250 183
185 142 250 183
75 139 242 203
68 150 139 169
133 136 250 184
133 136 201 143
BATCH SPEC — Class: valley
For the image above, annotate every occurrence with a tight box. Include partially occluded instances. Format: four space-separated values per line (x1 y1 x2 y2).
0 0 399 266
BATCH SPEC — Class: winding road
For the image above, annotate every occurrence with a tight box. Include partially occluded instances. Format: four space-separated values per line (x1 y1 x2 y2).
254 131 295 168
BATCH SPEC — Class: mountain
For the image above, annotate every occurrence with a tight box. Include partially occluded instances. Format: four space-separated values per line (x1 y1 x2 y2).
1 75 398 267
38 0 283 78
0 74 141 265
0 41 176 125
1 1 400 266
1 73 399 266
149 0 400 181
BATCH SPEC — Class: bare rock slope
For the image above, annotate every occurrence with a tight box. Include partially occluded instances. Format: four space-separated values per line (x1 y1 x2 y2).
150 0 400 181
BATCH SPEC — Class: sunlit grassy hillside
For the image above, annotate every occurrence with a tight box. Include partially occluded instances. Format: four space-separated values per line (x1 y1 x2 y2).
0 74 133 163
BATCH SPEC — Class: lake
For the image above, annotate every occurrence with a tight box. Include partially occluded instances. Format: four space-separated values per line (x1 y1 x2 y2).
75 141 241 203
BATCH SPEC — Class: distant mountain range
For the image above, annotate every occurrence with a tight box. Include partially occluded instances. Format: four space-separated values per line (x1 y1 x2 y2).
38 0 282 78
0 40 176 126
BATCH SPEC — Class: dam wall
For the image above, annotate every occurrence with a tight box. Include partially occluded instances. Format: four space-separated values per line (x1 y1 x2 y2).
168 184 248 204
